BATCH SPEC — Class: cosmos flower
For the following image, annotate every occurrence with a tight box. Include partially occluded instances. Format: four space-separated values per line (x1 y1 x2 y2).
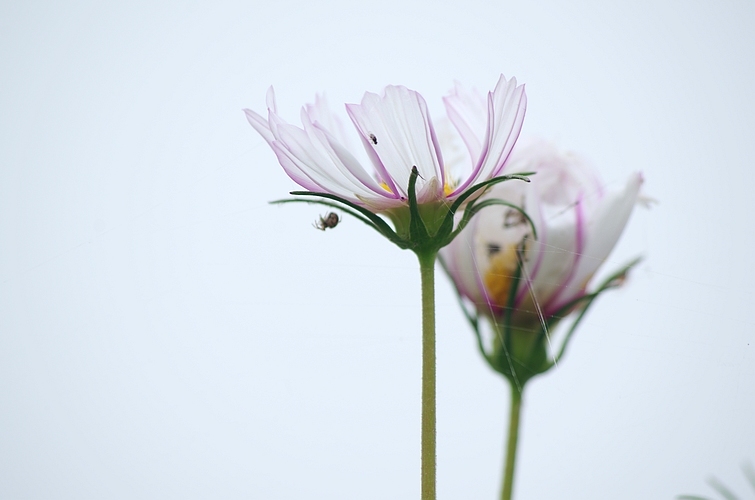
441 138 642 369
244 75 526 213
246 77 528 499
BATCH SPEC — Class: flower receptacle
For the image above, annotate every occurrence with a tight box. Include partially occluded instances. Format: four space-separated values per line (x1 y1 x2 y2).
275 166 533 258
384 201 450 244
489 323 552 386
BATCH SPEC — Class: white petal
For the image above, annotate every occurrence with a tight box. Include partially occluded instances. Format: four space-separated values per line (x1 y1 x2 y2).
529 196 585 311
305 94 355 151
552 172 643 306
346 86 445 202
268 141 324 192
246 88 415 209
301 109 390 198
443 81 487 164
270 112 384 201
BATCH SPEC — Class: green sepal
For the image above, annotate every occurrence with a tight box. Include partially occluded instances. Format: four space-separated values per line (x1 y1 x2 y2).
271 198 375 228
280 191 410 249
435 173 534 244
407 166 430 245
272 171 534 257
448 172 534 215
461 250 643 385
492 239 551 386
489 322 549 387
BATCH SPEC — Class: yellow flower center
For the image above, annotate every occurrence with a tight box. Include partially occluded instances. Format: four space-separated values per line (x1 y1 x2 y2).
483 244 520 307
380 178 455 197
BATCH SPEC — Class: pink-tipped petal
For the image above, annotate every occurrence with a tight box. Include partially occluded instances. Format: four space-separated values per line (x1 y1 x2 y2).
265 86 277 114
301 109 390 198
269 142 325 193
551 172 643 309
245 76 529 211
306 94 355 152
270 113 379 200
243 108 275 145
443 81 488 164
450 75 527 196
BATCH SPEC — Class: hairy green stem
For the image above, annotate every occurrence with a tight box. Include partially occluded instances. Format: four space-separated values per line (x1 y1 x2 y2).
501 381 524 500
418 251 437 500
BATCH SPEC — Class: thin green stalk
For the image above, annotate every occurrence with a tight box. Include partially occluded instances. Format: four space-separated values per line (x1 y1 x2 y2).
501 381 524 500
418 251 437 500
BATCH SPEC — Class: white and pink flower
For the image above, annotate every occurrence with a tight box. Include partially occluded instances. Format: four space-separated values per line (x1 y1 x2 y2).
244 75 527 212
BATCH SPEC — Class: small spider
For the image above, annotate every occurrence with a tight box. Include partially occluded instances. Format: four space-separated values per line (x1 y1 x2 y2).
314 212 340 231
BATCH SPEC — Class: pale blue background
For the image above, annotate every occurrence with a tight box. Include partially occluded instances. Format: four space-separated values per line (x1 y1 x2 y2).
1 1 754 499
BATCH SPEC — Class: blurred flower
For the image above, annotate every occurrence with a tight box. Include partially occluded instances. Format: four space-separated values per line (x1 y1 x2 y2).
441 138 643 381
244 75 526 212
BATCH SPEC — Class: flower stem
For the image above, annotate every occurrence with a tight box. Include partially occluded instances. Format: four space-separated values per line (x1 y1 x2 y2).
501 381 524 500
418 251 437 500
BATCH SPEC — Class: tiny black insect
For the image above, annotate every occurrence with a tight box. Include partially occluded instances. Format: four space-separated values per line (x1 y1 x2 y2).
314 212 340 231
369 133 378 145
